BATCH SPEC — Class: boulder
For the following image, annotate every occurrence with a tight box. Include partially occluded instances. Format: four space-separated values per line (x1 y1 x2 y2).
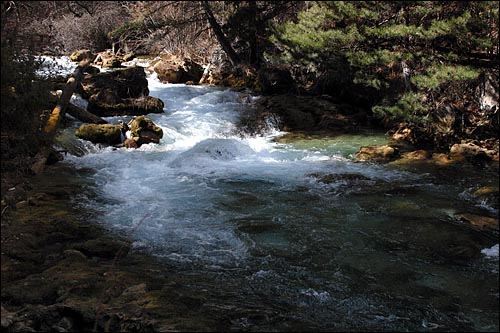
126 116 163 148
403 149 431 160
75 124 122 144
122 52 135 62
449 142 495 162
355 145 399 162
472 186 499 210
81 66 149 100
84 65 100 75
199 46 232 85
72 237 130 259
153 55 203 84
94 51 123 68
70 49 96 62
154 60 183 83
455 213 499 232
87 95 164 117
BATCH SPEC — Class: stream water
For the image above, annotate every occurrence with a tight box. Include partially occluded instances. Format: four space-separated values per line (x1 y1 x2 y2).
49 59 498 331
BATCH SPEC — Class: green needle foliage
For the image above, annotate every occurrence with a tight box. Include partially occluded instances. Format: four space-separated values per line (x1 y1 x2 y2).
270 1 499 145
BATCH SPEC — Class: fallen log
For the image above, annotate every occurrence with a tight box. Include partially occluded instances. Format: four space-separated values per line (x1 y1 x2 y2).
32 59 91 175
44 59 91 136
67 103 108 124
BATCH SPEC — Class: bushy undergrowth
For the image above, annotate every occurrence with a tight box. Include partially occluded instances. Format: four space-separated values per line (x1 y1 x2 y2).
1 40 51 176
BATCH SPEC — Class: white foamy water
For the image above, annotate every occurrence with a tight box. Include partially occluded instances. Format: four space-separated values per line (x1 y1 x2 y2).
482 244 499 258
36 56 77 77
64 71 410 267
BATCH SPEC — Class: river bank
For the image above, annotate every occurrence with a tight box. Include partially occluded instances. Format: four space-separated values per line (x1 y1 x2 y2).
1 163 237 332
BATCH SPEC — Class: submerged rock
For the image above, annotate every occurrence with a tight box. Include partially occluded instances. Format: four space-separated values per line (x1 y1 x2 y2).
308 173 371 184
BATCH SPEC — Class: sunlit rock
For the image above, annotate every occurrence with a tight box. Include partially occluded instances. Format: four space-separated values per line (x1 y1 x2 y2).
153 55 203 84
455 213 499 232
355 145 399 162
70 49 96 62
75 124 122 144
449 142 495 162
125 116 163 148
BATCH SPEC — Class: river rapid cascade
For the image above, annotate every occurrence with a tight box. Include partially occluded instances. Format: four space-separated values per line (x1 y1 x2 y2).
48 57 498 331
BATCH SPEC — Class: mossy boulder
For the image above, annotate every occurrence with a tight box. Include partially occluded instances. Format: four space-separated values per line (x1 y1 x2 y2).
125 116 163 148
75 124 122 144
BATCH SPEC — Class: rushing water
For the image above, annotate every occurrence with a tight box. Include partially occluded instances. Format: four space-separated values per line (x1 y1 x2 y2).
53 64 498 331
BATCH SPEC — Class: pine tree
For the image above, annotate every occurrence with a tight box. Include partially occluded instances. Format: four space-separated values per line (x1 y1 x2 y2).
270 1 499 146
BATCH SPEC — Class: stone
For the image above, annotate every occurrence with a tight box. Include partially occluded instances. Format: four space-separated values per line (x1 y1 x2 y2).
63 249 88 261
81 67 149 101
355 145 399 162
455 214 499 231
125 116 164 148
403 150 431 160
70 50 96 62
72 237 130 259
87 96 164 117
308 173 371 184
153 56 203 84
449 142 494 161
75 124 122 144
124 138 139 149
121 283 147 297
94 51 123 68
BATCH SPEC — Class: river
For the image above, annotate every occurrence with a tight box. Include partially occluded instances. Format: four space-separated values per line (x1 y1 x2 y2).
47 58 498 331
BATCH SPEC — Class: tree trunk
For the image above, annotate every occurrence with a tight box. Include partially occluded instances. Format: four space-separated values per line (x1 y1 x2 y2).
202 1 240 66
43 59 91 136
67 103 108 124
32 59 91 175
